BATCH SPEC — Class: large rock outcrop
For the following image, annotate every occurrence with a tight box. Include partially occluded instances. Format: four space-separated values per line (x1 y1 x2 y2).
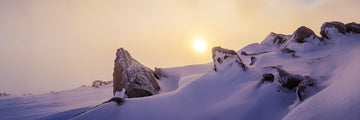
113 48 160 98
212 47 247 71
320 21 346 39
345 22 360 33
293 26 318 43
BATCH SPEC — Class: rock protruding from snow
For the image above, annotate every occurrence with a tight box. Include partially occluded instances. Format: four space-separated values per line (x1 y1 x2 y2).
320 21 346 39
297 76 315 101
293 26 318 43
250 56 257 65
257 73 275 87
92 80 112 88
212 46 247 71
280 48 296 57
260 32 289 46
0 92 10 96
345 22 360 34
268 66 317 101
113 48 160 98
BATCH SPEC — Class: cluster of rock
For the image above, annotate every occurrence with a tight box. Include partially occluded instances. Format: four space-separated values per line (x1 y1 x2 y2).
260 66 316 101
92 80 112 88
0 92 10 96
112 48 160 98
239 21 360 65
287 22 359 44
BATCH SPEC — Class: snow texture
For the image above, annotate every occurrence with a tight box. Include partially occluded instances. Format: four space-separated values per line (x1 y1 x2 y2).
2 22 360 120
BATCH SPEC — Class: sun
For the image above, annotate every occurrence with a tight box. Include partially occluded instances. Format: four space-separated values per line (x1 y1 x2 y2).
193 38 207 52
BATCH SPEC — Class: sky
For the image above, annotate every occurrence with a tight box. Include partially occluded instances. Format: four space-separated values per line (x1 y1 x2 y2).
0 0 359 95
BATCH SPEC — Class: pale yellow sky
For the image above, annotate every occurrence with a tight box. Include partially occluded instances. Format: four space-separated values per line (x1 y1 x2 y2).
0 0 359 94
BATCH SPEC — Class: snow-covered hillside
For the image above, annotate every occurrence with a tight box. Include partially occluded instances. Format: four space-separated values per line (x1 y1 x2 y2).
1 21 360 120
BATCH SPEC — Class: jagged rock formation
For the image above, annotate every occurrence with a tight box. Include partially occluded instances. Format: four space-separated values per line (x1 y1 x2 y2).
345 22 360 33
293 26 318 43
260 32 291 46
113 48 160 98
262 66 316 101
212 46 247 71
320 21 346 39
270 32 288 45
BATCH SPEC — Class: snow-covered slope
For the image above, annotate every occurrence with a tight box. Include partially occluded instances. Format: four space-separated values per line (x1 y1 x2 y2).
0 85 113 120
71 22 360 120
2 21 360 120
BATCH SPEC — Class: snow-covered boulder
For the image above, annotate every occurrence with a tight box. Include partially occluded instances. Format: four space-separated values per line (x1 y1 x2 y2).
212 46 247 71
320 21 346 39
113 48 160 98
345 22 360 34
267 66 317 101
293 26 319 43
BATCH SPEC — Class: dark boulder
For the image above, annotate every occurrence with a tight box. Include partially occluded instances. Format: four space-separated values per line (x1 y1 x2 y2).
212 47 247 71
113 48 160 98
345 22 360 34
270 66 304 90
320 21 346 39
257 73 275 87
126 88 153 98
282 75 303 90
261 73 274 83
293 26 318 43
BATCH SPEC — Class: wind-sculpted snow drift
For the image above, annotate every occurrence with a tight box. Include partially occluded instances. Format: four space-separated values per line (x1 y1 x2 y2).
69 21 360 120
2 21 360 120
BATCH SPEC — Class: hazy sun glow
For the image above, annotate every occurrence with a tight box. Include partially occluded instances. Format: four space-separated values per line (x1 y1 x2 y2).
193 38 207 52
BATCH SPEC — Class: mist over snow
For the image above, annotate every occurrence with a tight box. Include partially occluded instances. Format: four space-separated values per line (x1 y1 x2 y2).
1 0 360 95
1 21 360 120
